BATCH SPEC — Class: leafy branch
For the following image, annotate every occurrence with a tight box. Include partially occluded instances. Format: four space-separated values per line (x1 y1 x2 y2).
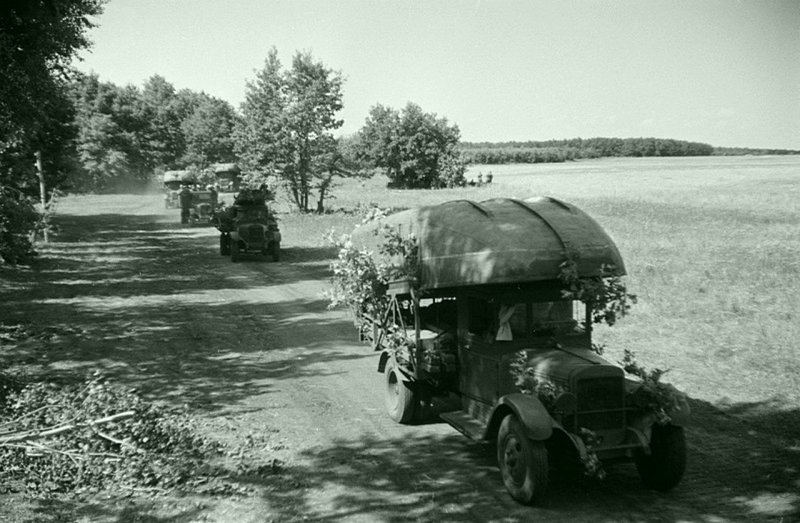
621 350 686 425
559 257 637 327
325 212 419 327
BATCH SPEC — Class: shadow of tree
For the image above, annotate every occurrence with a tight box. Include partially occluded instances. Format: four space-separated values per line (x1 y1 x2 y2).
10 496 208 523
0 212 366 414
225 402 800 522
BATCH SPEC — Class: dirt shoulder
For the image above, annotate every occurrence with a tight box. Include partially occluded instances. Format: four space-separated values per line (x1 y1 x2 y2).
0 194 798 522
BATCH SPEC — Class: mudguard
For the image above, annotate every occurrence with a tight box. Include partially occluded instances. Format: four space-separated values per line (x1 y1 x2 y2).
490 393 553 441
377 350 391 373
377 351 412 382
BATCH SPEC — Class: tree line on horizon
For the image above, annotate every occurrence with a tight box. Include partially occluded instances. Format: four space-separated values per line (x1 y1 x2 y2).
458 138 800 164
458 137 714 164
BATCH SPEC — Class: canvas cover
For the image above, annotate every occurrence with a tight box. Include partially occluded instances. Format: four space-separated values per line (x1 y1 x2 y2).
213 163 241 179
352 197 626 291
163 170 195 184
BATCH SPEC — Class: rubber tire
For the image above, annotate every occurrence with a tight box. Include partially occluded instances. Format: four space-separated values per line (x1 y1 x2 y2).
635 425 687 491
230 240 240 263
384 359 415 424
219 234 230 255
497 414 549 505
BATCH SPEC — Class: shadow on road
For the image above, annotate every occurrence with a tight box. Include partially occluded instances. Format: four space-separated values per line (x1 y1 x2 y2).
0 211 365 413
224 409 800 522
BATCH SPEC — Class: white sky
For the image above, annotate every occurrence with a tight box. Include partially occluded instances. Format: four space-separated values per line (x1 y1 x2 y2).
73 0 800 149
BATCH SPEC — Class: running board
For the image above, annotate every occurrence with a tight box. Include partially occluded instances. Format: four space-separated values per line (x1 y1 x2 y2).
440 411 487 441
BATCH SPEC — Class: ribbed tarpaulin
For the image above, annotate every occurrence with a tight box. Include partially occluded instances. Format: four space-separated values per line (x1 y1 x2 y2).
351 197 626 291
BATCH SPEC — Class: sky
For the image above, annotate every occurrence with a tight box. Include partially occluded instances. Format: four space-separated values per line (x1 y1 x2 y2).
72 0 800 150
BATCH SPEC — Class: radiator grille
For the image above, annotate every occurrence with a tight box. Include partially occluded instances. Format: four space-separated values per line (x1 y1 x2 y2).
568 377 625 431
246 224 264 242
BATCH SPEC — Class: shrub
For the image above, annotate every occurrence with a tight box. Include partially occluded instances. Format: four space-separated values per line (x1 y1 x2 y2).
0 185 39 265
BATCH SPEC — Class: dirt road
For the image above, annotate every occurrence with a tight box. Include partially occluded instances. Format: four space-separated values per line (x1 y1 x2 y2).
1 195 798 522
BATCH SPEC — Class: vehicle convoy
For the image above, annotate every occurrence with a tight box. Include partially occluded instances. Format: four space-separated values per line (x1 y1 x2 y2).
214 188 280 262
350 197 690 506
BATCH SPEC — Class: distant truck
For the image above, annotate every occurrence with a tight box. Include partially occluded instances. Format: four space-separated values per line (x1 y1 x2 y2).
212 163 241 193
214 188 280 262
187 189 217 226
350 197 689 506
163 170 196 208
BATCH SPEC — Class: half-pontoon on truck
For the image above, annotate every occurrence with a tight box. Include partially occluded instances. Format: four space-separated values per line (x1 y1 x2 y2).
349 197 689 506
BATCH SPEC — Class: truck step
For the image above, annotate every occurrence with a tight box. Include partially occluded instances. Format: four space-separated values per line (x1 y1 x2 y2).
440 411 486 441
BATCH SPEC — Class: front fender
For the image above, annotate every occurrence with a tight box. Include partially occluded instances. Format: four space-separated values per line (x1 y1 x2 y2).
377 351 411 382
488 392 553 441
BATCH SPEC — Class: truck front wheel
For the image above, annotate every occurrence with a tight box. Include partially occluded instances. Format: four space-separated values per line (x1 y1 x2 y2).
497 414 549 505
384 359 415 424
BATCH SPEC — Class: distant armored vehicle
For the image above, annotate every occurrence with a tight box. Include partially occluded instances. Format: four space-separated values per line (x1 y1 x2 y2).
187 189 217 226
214 188 280 262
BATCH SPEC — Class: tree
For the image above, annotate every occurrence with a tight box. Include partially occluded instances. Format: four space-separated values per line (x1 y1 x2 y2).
180 92 240 169
358 103 463 189
0 0 104 264
235 48 348 212
312 134 368 213
68 73 130 191
0 0 104 145
139 75 185 171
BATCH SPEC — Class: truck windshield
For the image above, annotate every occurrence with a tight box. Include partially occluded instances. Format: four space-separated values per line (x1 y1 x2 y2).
499 301 582 340
467 296 584 341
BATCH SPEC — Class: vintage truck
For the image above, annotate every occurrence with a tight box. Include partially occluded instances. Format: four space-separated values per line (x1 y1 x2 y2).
212 162 241 193
214 189 280 262
350 197 689 505
187 189 216 225
162 170 196 208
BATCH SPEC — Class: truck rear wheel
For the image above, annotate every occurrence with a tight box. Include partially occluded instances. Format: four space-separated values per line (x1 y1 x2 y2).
219 234 230 255
384 359 415 424
635 425 686 491
497 414 549 505
230 239 240 263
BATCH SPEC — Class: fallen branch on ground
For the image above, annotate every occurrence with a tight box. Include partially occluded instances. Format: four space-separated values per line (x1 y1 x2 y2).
0 410 135 445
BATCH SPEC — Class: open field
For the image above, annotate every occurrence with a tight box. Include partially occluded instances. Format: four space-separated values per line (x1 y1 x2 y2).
1 155 798 521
